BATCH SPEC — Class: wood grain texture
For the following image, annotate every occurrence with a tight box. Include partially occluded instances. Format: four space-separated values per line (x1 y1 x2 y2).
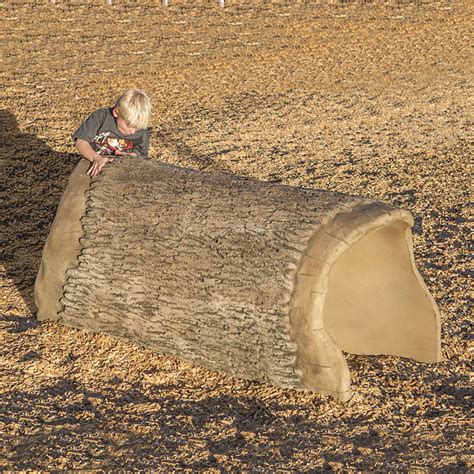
59 158 358 388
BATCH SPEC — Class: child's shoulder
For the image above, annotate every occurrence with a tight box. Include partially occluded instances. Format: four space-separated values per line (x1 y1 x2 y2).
83 107 115 128
89 107 112 119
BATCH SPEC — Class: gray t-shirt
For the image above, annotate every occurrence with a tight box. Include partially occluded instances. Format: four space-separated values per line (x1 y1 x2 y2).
72 108 150 158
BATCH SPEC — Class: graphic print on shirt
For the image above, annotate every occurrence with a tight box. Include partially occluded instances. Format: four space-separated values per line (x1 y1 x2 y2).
92 131 134 155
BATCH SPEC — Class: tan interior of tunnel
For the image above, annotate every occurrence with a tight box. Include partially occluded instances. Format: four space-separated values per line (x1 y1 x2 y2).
323 221 441 363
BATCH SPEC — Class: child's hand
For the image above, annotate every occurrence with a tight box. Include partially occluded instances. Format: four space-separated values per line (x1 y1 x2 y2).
114 150 137 156
87 154 114 177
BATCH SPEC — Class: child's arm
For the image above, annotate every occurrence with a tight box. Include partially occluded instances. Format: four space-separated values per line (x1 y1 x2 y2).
73 108 114 176
76 138 114 177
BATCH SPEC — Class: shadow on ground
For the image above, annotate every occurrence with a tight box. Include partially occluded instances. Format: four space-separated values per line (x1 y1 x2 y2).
1 370 469 471
0 110 79 314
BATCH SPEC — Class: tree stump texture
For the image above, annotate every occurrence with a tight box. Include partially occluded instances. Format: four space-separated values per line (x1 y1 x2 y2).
35 156 441 401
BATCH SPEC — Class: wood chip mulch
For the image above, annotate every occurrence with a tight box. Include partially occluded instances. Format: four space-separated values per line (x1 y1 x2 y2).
1 1 471 470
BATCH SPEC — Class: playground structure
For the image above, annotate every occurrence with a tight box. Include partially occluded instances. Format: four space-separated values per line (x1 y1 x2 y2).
35 157 441 401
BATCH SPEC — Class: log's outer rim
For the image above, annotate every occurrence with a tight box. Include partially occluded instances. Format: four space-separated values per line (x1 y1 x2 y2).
35 159 91 321
289 201 439 401
60 160 94 320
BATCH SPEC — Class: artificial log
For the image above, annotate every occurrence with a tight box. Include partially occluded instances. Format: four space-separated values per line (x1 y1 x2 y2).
35 156 441 401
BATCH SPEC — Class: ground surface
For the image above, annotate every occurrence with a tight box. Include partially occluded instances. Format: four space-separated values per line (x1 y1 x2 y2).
0 0 472 471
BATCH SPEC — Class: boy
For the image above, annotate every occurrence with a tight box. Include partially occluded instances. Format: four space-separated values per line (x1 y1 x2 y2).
73 89 152 177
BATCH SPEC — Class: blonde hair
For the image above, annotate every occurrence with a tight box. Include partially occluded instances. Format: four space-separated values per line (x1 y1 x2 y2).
115 89 152 130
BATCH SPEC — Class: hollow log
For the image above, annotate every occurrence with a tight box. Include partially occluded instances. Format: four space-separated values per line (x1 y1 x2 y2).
35 156 441 401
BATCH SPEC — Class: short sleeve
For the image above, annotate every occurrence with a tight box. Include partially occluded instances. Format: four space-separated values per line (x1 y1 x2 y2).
72 109 108 143
133 130 150 159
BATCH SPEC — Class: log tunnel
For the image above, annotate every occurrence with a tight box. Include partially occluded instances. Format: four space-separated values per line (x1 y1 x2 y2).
35 157 441 401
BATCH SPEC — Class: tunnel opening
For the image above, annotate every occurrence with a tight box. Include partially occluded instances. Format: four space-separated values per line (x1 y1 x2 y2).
292 205 441 400
323 221 441 363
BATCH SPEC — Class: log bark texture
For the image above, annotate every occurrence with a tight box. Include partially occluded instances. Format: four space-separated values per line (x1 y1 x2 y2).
35 156 441 401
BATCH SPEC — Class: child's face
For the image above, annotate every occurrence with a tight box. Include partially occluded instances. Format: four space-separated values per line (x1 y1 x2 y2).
112 107 138 136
